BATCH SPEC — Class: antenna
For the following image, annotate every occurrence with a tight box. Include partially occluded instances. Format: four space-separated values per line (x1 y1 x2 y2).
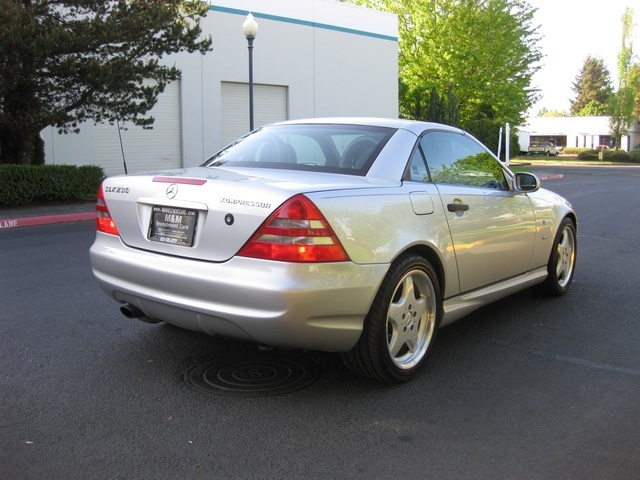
116 119 128 174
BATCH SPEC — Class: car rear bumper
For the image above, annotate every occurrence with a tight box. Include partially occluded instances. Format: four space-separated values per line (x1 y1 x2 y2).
90 232 388 351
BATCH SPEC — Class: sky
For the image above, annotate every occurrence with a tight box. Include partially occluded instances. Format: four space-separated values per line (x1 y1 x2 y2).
527 0 639 115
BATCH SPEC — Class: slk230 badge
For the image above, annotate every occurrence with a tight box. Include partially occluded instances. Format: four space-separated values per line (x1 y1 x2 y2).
105 186 130 194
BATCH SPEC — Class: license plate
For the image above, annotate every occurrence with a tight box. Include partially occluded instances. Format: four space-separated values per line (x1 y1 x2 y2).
148 206 198 247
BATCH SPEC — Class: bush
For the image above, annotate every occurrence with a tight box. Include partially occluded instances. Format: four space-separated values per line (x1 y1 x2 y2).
573 148 637 162
604 150 632 162
562 147 592 155
0 164 104 207
577 150 599 160
628 149 640 163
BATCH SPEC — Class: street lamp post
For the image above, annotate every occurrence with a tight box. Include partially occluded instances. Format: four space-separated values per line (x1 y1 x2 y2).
243 13 259 131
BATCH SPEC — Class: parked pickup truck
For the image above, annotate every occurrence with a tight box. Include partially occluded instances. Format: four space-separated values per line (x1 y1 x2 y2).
528 142 558 156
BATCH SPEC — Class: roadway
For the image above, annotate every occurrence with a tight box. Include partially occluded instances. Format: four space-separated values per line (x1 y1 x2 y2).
1 165 639 479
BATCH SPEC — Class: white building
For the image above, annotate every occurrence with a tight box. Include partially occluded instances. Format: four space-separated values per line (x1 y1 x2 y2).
42 0 398 177
523 116 640 151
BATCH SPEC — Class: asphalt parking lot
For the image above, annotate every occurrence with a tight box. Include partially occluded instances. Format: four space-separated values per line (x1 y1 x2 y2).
1 164 639 479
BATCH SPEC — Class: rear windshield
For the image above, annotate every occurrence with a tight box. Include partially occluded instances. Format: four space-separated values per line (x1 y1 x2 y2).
202 124 395 175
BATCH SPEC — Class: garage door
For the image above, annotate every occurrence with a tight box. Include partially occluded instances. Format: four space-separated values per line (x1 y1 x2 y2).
221 82 288 146
94 80 182 177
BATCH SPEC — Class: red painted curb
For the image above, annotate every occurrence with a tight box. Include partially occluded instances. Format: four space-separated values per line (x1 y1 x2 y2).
0 212 95 230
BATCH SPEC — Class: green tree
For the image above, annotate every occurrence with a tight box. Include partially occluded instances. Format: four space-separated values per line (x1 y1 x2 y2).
628 64 640 119
349 0 542 148
402 83 460 127
0 1 212 165
578 99 609 116
609 8 637 148
570 56 613 116
537 108 568 117
609 87 635 148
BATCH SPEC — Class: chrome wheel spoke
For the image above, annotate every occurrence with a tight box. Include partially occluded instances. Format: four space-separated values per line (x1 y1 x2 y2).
388 276 416 358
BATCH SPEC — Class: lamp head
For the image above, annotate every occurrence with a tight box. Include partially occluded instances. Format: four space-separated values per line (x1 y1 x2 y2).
243 13 259 39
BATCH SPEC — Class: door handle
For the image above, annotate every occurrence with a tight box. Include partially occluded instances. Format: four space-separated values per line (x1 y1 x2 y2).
447 203 469 212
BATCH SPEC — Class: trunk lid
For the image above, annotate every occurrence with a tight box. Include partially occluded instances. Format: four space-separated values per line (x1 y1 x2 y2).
101 166 396 262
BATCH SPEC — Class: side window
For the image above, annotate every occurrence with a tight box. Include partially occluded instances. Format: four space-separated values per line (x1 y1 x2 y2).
405 147 429 182
420 132 506 189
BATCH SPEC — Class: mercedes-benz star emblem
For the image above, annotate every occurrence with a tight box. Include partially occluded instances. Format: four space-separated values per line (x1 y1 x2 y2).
166 184 178 199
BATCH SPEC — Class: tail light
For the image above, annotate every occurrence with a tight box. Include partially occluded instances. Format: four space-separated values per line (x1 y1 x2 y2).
238 194 349 263
96 184 119 236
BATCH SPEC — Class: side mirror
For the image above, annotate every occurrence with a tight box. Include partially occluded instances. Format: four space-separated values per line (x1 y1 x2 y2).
514 172 540 193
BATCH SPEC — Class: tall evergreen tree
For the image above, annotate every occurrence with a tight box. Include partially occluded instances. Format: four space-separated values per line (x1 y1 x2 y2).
570 56 613 116
0 1 212 165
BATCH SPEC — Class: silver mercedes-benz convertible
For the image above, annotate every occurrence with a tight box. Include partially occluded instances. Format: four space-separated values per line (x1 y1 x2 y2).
90 118 577 382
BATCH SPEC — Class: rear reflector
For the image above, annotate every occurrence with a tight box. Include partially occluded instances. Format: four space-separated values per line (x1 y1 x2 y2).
238 195 349 263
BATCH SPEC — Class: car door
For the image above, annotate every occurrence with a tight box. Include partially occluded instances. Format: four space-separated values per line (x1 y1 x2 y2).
419 131 537 293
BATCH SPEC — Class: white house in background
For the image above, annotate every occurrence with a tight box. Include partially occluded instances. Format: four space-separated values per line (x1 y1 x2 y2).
41 0 398 177
522 116 640 151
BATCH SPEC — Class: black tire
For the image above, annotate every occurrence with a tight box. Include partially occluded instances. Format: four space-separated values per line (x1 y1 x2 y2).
342 253 442 383
535 217 577 296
